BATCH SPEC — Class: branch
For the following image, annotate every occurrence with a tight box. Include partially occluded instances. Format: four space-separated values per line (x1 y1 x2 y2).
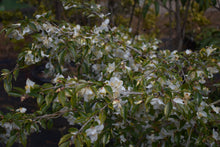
126 45 142 55
158 0 175 13
33 107 71 121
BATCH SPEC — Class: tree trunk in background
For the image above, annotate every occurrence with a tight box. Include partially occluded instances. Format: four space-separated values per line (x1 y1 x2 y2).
175 0 183 51
55 0 65 21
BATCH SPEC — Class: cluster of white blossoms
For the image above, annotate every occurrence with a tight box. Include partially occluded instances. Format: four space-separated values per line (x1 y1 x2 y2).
85 118 104 143
105 77 125 99
1 5 220 146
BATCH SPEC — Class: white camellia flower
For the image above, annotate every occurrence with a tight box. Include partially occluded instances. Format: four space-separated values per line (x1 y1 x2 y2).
25 51 35 65
197 111 207 119
207 67 219 78
106 62 115 73
173 98 184 105
22 26 32 35
212 129 220 140
74 25 80 36
85 118 104 143
150 98 164 109
211 105 220 114
16 107 27 113
98 87 106 97
105 77 125 99
79 87 95 102
206 46 216 56
52 73 64 83
25 78 35 93
185 49 192 55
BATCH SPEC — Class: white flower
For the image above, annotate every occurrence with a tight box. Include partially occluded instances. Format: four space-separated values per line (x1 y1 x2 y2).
150 98 164 109
185 49 192 55
113 99 121 114
86 124 104 143
24 51 35 65
22 26 31 35
8 30 24 40
79 87 95 102
173 98 184 105
212 129 220 140
211 105 220 114
25 78 35 93
106 62 115 73
120 135 127 143
41 51 49 57
52 73 64 83
206 46 216 56
35 13 47 19
74 25 80 36
184 92 191 100
16 107 27 113
98 87 106 96
197 111 207 119
207 67 219 78
106 77 125 99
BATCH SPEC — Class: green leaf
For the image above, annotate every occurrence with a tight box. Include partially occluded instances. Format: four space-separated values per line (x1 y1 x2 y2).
13 69 19 81
164 101 172 118
58 134 72 146
59 141 70 147
90 86 97 96
47 119 53 129
142 3 150 18
154 1 160 16
194 92 202 105
69 44 76 60
8 91 22 97
1 69 10 76
104 85 113 97
6 135 16 147
20 133 27 147
45 93 54 105
99 110 106 124
58 90 66 106
29 22 37 31
75 84 88 93
102 133 110 145
211 0 217 5
75 135 83 147
4 79 12 92
58 50 67 65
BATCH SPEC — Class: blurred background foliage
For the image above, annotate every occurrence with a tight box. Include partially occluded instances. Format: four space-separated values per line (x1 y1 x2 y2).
0 0 219 50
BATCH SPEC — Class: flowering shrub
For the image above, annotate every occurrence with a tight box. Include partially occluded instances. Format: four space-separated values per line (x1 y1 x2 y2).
0 2 220 147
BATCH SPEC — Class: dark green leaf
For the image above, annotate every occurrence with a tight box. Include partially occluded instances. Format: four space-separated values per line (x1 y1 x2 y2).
164 101 172 118
154 1 160 16
45 93 54 105
8 91 22 97
102 133 110 145
194 92 202 105
6 135 16 147
104 85 113 97
99 110 106 124
4 79 12 92
142 3 150 18
13 69 19 81
58 134 72 146
20 133 27 147
58 90 66 106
